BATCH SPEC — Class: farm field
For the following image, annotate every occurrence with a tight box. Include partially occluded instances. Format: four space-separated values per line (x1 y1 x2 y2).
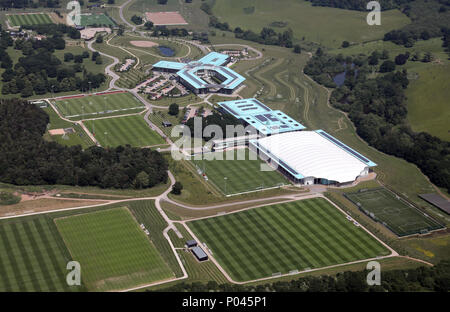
7 13 53 27
188 197 390 282
0 215 81 292
212 0 410 48
53 92 145 119
84 115 165 147
78 13 115 27
191 148 288 195
345 188 444 237
55 207 174 291
406 65 450 141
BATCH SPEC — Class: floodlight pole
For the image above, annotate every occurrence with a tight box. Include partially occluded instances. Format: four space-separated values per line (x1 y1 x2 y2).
224 177 227 195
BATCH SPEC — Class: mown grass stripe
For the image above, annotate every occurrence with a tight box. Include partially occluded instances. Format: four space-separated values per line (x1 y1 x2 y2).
205 216 266 279
34 218 72 291
0 239 13 291
189 220 246 281
245 209 306 272
263 204 323 268
0 224 28 291
312 199 382 258
281 203 344 264
297 201 359 262
22 221 57 292
9 222 42 291
226 213 284 274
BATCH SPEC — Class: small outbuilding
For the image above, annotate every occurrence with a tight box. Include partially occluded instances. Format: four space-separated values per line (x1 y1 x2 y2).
162 121 172 127
186 240 197 248
191 246 208 261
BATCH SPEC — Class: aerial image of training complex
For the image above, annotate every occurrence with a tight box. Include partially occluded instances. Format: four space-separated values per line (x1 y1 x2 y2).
0 0 449 296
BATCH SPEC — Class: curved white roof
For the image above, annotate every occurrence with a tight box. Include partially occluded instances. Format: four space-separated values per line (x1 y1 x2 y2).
252 131 376 183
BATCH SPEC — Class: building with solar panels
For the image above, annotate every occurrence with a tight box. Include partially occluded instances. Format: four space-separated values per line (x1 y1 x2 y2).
217 98 306 137
152 52 245 94
249 130 377 186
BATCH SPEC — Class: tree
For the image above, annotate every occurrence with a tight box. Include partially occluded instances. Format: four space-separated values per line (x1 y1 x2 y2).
64 52 74 62
82 51 90 58
171 182 183 195
395 53 409 65
341 41 350 48
131 15 143 25
92 51 100 61
74 55 83 63
293 44 301 54
95 56 103 64
144 21 154 30
422 52 433 62
380 49 389 60
157 0 168 4
379 60 396 72
168 103 179 116
134 171 149 188
96 36 103 43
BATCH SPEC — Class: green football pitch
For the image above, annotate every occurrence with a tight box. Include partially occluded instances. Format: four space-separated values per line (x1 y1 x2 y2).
55 208 174 291
191 148 288 195
53 92 145 119
0 215 81 292
345 187 444 237
188 197 390 282
84 115 166 147
79 14 115 27
7 13 53 27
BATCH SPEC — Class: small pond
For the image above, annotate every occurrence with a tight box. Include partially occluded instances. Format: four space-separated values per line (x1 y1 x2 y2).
333 63 358 87
159 46 175 57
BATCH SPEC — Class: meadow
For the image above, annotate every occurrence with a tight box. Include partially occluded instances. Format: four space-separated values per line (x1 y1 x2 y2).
7 13 53 27
188 197 390 282
212 0 410 48
84 115 166 147
53 92 145 119
191 148 288 195
406 64 450 141
345 188 444 237
55 207 174 291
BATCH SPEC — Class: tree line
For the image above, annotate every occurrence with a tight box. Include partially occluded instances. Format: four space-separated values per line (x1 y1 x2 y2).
156 260 450 292
305 51 450 192
0 0 60 8
1 25 106 97
0 99 168 189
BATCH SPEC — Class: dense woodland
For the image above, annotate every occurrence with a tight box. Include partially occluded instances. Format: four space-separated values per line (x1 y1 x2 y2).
158 260 450 292
305 51 450 192
185 111 243 140
0 99 168 188
0 25 105 97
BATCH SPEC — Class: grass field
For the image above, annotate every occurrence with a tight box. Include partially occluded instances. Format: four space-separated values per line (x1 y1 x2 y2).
0 215 81 292
84 115 165 147
55 207 174 291
345 188 444 237
42 107 94 149
7 13 53 26
53 92 145 119
406 65 450 141
127 201 184 277
79 13 115 27
191 148 288 195
212 0 410 48
188 197 390 282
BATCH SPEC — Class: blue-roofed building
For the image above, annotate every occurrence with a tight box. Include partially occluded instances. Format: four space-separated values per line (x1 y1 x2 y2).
217 98 306 136
151 52 244 94
197 52 230 66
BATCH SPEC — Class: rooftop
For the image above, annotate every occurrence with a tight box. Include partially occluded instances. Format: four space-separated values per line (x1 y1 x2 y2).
218 98 305 135
250 130 376 183
152 52 244 90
